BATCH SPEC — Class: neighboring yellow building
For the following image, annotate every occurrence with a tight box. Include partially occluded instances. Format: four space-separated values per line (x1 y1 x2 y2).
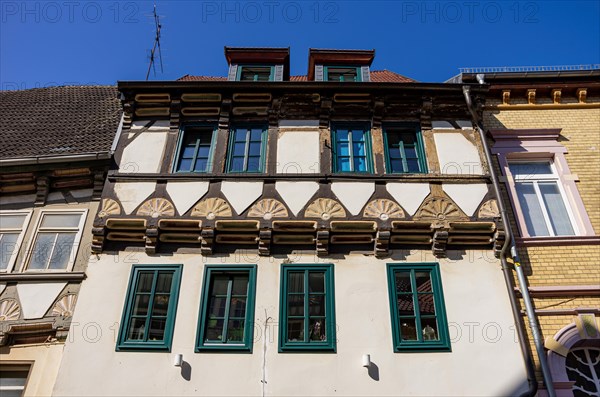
462 67 599 397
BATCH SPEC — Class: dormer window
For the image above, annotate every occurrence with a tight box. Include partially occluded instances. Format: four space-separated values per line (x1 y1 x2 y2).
324 66 361 82
225 47 289 81
308 49 374 82
238 65 274 82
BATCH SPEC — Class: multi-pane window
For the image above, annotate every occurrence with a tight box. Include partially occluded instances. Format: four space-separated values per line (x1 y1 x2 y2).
279 264 336 352
174 126 216 173
384 125 428 173
117 265 182 351
0 211 31 272
387 263 450 352
196 266 257 352
325 66 360 82
509 161 577 237
227 126 267 173
0 365 31 397
237 66 274 82
26 211 86 272
332 125 372 173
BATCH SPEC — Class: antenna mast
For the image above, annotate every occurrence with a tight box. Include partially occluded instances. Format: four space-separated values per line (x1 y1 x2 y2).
146 4 164 80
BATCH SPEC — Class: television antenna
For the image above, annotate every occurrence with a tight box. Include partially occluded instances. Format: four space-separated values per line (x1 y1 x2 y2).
146 4 164 80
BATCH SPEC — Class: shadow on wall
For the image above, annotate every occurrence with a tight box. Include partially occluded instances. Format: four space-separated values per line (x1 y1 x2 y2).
367 362 380 381
500 378 532 397
181 361 192 381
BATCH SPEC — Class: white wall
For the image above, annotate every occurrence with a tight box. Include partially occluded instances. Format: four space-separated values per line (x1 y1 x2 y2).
434 132 484 175
276 122 321 174
53 250 527 396
120 120 169 174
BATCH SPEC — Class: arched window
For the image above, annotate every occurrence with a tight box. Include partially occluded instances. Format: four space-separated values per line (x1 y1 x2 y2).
566 346 600 397
546 315 600 397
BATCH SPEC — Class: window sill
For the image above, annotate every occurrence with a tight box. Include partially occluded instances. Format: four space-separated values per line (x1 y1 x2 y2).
516 236 600 247
116 343 171 352
0 272 85 282
278 346 336 353
394 345 451 353
195 345 253 353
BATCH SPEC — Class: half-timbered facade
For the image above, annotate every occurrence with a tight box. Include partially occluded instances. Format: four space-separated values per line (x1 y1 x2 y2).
0 86 121 396
53 49 529 396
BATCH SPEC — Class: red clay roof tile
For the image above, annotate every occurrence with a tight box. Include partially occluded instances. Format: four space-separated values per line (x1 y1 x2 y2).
178 70 416 82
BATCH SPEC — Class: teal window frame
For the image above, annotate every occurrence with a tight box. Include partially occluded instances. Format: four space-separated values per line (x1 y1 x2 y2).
386 263 451 352
195 265 257 352
331 123 374 173
226 125 268 173
324 66 362 82
172 124 217 173
116 264 182 352
383 124 428 174
278 263 336 353
236 65 275 82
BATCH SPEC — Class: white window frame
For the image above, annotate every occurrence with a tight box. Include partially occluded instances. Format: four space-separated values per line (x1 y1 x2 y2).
21 209 88 272
0 363 32 397
508 159 580 237
0 210 33 273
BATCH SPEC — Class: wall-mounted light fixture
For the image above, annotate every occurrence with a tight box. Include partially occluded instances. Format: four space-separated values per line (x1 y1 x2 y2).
362 354 371 368
173 353 183 367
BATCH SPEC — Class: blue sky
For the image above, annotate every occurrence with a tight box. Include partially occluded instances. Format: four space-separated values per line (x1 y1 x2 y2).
1 0 599 89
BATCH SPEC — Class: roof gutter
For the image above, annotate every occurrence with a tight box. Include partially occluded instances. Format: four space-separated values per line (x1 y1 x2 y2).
463 85 555 397
0 151 111 167
110 113 125 154
461 69 600 82
117 80 485 92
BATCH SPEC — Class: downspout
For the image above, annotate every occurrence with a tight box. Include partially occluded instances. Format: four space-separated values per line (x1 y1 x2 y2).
463 84 556 397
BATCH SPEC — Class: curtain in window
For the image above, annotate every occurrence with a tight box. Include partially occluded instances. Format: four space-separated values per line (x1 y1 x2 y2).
515 182 549 236
539 182 575 236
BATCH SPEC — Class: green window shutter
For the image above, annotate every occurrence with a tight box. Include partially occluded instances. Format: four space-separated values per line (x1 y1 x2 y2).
116 264 182 352
228 64 238 81
386 263 451 352
315 65 324 81
278 263 336 352
274 65 284 81
195 265 257 352
361 66 370 82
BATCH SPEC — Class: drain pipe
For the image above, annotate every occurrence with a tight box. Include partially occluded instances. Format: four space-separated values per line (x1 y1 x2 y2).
463 85 555 397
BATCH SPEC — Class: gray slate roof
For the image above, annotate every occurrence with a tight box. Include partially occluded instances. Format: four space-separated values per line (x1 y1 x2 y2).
0 86 121 160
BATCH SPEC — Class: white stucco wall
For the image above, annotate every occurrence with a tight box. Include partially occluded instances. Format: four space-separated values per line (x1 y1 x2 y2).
120 130 168 174
53 250 527 396
276 124 320 174
434 133 484 175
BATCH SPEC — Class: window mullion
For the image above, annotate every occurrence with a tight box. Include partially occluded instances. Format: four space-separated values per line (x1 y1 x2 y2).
190 137 201 172
243 129 250 172
410 269 423 342
43 233 60 270
399 141 408 173
533 181 556 236
222 277 233 343
348 130 354 172
144 271 159 342
304 271 310 343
